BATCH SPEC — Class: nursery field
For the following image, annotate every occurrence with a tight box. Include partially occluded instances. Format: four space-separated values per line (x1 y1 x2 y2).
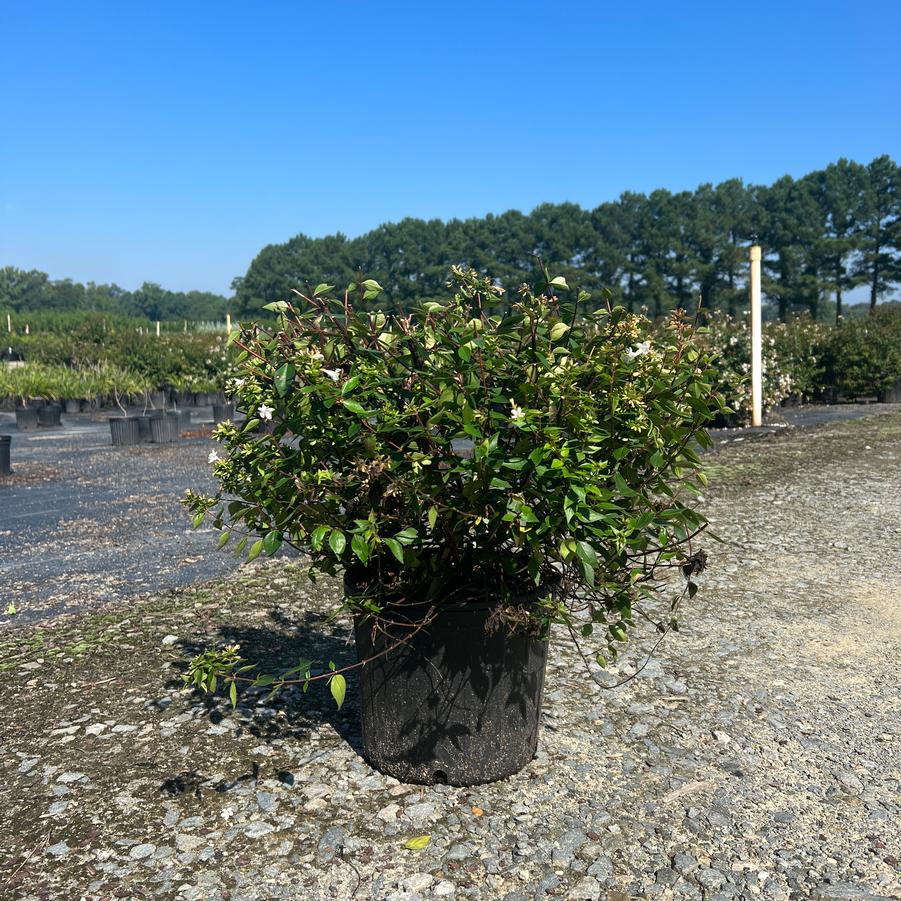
0 410 899 900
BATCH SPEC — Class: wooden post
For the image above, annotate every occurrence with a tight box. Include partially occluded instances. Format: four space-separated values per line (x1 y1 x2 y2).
749 242 762 427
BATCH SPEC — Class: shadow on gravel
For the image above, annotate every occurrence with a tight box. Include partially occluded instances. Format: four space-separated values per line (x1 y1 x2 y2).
173 608 364 764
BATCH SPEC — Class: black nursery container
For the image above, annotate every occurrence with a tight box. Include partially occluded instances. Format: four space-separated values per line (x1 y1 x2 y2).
137 415 154 443
38 404 63 427
353 593 551 786
212 403 234 424
0 435 11 476
15 408 40 430
150 415 178 443
109 417 141 446
165 411 190 436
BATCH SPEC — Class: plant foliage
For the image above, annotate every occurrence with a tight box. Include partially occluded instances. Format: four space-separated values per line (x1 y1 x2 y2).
184 268 723 703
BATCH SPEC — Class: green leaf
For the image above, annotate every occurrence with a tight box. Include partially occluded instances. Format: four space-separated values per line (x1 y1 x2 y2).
404 835 431 851
427 505 439 530
229 681 237 708
574 541 597 567
274 362 296 396
329 530 346 557
313 283 333 297
383 537 405 563
247 539 264 562
614 470 636 497
263 531 282 555
261 300 289 312
361 279 383 300
351 532 370 564
217 531 231 549
311 525 330 550
342 399 367 416
549 276 568 289
330 673 346 710
191 511 206 529
4 602 16 616
549 321 570 341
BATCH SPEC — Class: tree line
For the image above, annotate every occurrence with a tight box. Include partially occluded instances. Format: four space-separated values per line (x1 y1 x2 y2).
0 267 228 322
235 155 899 321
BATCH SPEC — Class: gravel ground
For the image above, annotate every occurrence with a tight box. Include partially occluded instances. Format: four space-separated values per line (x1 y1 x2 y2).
0 412 899 900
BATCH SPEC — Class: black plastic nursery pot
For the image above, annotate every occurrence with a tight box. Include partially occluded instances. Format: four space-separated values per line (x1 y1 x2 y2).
136 415 154 443
109 417 142 446
0 435 11 476
150 415 178 443
147 390 167 410
64 399 81 415
212 403 234 424
15 408 40 430
38 404 63 427
353 590 551 786
167 410 190 433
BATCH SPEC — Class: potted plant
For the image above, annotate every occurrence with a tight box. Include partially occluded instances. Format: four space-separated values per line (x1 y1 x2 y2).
184 268 721 786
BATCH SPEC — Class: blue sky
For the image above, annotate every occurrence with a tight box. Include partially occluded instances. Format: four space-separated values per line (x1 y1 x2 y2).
1 1 899 295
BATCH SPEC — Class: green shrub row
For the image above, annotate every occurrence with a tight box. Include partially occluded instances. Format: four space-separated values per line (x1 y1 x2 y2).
3 306 898 415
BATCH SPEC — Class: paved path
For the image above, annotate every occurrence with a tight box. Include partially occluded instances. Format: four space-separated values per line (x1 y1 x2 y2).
0 411 241 625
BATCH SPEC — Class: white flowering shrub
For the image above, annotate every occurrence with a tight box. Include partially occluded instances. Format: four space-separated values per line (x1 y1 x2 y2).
699 314 792 422
184 268 722 705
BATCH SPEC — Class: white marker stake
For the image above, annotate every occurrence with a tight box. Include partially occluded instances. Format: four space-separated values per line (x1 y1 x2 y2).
749 243 762 427
226 313 232 334
156 320 161 338
6 313 10 333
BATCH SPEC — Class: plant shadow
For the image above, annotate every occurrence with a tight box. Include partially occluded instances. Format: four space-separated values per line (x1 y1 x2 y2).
171 607 364 760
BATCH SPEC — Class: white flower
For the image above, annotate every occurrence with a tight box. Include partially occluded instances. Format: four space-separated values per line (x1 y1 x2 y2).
233 378 245 388
208 450 220 464
258 404 274 421
510 403 525 421
308 350 325 361
322 368 341 382
624 340 651 361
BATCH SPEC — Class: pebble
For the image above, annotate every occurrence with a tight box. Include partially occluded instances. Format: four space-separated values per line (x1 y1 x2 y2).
404 801 437 826
403 872 434 892
175 835 204 853
46 842 69 858
377 802 401 823
317 826 348 862
244 821 274 839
